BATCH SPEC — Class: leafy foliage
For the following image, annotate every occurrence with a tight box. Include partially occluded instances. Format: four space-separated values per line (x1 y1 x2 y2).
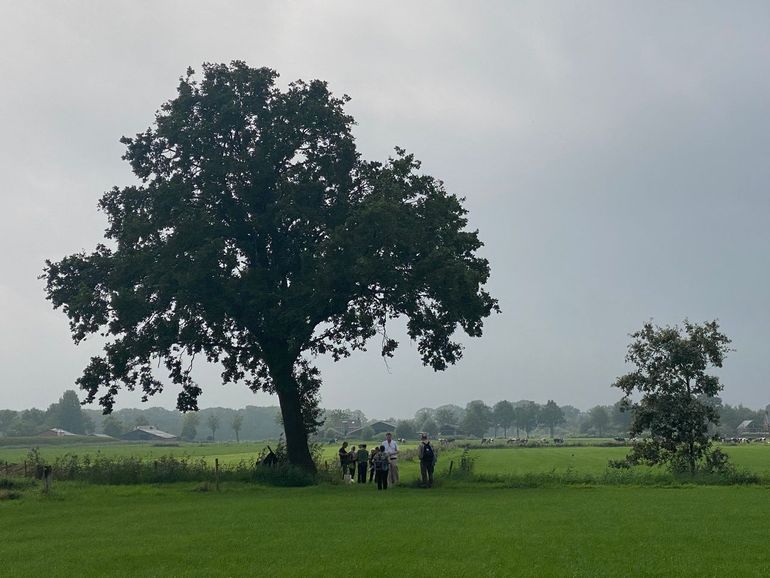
463 400 492 437
43 61 498 469
395 419 417 440
492 400 515 437
613 320 731 474
539 400 565 438
514 401 539 437
46 390 93 435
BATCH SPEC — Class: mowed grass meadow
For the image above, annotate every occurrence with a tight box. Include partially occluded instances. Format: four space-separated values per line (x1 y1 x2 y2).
3 441 770 576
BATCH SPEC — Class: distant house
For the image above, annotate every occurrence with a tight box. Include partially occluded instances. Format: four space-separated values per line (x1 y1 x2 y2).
38 428 78 437
121 426 177 442
347 421 395 439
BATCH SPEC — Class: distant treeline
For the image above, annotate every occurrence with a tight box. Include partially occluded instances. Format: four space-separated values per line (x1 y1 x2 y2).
0 392 283 441
0 392 767 441
318 398 770 441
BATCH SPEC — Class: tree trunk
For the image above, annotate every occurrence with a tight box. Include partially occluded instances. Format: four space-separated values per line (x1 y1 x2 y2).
272 363 316 472
688 441 696 476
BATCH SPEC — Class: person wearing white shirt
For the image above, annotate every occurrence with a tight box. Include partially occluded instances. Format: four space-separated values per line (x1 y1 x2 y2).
382 432 399 485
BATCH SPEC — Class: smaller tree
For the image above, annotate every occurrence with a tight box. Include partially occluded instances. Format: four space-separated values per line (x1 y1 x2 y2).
463 400 492 438
492 401 515 437
420 417 439 437
181 412 199 441
0 410 17 436
434 406 460 428
587 406 610 437
611 400 632 435
48 390 89 434
613 320 731 474
539 400 565 438
395 419 418 440
102 415 124 438
515 401 540 438
232 413 244 443
207 413 220 441
9 409 47 436
134 415 150 428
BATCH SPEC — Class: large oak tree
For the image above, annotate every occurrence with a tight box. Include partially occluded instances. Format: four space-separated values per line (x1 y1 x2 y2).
44 62 498 470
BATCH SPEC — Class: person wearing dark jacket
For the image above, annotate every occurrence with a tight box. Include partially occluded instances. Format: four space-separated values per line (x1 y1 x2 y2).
418 434 437 487
338 441 350 478
373 445 390 490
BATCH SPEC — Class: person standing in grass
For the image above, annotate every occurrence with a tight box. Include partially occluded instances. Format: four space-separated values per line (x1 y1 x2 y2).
418 433 437 487
373 445 390 490
383 432 399 485
348 446 358 479
338 441 350 479
368 445 377 483
356 444 369 483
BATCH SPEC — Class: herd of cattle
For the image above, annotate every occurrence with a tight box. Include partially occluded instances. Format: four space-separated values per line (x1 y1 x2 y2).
330 435 769 447
721 437 768 443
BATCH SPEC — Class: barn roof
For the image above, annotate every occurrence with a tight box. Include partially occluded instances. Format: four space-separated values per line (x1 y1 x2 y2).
346 421 395 438
737 420 753 431
122 425 177 440
39 428 78 437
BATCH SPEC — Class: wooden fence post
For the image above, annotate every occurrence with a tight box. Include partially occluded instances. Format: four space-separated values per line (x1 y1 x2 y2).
43 466 52 494
448 460 454 478
215 458 220 492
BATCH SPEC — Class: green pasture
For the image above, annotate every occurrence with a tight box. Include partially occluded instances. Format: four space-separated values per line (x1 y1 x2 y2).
3 482 770 576
467 444 770 476
0 441 270 466
2 441 769 478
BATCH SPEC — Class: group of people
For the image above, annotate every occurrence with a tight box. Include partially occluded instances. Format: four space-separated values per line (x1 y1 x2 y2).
338 431 437 489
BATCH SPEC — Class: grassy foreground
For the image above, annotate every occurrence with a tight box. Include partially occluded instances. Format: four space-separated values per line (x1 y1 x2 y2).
3 482 770 577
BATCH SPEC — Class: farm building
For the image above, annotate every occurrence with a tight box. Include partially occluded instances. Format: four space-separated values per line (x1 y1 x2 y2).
38 428 78 437
346 421 395 438
737 420 755 434
121 426 178 441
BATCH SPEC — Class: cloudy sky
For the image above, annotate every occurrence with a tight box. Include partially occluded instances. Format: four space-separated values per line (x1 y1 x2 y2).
1 1 769 418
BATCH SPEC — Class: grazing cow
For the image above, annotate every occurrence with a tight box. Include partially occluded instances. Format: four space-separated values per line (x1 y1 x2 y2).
553 438 564 444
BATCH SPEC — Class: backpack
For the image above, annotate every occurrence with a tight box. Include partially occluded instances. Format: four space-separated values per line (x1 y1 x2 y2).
421 442 435 463
376 454 389 472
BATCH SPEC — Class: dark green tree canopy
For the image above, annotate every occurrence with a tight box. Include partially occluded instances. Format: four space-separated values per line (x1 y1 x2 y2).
492 400 515 436
539 399 564 437
613 320 731 473
515 401 540 437
47 390 92 435
43 62 498 468
463 400 492 437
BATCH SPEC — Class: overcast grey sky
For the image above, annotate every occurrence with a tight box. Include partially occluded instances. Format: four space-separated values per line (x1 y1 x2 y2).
1 1 769 418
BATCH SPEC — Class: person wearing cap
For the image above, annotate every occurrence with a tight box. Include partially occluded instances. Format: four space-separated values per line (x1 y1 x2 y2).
418 433 437 487
382 432 399 485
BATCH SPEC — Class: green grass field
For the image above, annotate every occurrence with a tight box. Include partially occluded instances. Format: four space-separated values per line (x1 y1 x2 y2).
2 440 769 477
3 482 770 576
3 441 770 575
